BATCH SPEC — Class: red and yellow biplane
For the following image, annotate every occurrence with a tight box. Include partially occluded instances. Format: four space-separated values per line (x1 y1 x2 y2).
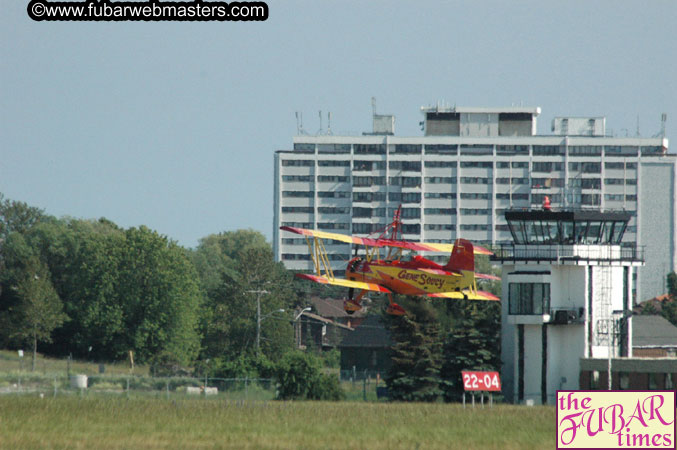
281 208 500 316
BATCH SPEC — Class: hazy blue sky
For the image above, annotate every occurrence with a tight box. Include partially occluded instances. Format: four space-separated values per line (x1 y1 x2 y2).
2 1 675 247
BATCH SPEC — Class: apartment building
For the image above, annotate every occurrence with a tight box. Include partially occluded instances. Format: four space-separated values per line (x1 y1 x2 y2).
273 105 676 302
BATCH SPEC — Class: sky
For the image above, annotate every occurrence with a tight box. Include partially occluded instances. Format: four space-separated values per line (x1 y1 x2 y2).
2 0 676 248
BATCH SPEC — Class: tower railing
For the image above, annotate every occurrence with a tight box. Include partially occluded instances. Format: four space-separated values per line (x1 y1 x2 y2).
491 244 644 263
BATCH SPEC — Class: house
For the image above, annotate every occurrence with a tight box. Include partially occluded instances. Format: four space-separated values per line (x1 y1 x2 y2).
338 315 391 378
632 315 677 357
294 310 353 351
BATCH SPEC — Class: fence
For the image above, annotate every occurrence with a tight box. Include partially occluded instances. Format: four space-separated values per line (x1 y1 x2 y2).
0 373 276 400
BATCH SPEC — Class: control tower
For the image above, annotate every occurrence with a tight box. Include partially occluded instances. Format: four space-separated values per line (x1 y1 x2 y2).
492 204 644 405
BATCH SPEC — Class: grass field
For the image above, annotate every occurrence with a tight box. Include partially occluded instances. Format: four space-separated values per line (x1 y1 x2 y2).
0 396 555 449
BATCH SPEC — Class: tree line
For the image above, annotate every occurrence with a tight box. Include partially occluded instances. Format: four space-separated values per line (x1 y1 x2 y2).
0 193 503 402
0 193 304 376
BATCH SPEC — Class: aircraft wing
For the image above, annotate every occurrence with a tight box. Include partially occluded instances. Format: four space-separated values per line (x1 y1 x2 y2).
475 272 501 281
280 226 492 255
428 290 500 301
295 273 392 293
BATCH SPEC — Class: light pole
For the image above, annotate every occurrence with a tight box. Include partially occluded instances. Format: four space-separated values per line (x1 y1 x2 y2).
246 290 269 355
294 307 311 349
247 289 285 355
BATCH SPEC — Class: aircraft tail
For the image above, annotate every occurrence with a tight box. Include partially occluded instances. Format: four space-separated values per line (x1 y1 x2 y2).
444 238 475 273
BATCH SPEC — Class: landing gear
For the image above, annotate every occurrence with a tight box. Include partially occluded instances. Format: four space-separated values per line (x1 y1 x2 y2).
385 293 406 316
344 289 367 314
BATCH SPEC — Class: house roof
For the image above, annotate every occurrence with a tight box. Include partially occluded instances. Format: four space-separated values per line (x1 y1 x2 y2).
632 315 677 348
298 311 353 331
310 296 367 319
340 315 391 348
633 294 673 314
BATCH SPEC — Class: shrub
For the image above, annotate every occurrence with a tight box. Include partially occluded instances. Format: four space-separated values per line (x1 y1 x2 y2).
275 352 344 401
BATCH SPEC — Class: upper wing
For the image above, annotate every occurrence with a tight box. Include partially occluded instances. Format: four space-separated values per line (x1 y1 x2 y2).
428 290 500 301
474 272 501 281
280 226 492 255
295 273 392 293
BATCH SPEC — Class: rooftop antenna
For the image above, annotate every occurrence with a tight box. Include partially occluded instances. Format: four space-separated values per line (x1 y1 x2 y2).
636 115 640 137
661 113 667 138
371 97 377 116
327 112 333 135
295 111 306 135
318 110 323 134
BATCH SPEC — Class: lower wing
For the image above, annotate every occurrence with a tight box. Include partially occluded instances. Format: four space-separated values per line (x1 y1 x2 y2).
295 273 392 293
428 290 500 301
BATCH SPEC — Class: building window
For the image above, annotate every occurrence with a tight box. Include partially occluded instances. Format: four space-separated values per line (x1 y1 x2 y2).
508 283 550 315
459 224 489 231
283 191 313 198
569 162 601 173
425 224 455 231
401 208 421 219
389 161 421 171
460 161 493 168
317 144 351 154
352 208 372 218
460 177 490 184
424 161 455 168
389 176 421 187
354 144 386 155
532 162 564 172
425 177 456 184
282 159 314 167
569 146 602 156
317 175 348 182
318 191 350 198
425 144 457 155
318 207 350 214
460 208 490 215
293 143 315 152
497 145 529 155
533 145 564 156
425 208 456 215
390 192 422 202
282 207 313 213
392 144 422 154
425 192 456 199
460 193 489 200
282 253 311 260
282 175 313 182
401 224 420 234
281 222 313 228
317 223 349 230
318 160 350 167
512 161 529 168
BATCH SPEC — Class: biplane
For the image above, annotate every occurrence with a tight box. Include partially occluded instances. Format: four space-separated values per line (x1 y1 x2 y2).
281 208 500 316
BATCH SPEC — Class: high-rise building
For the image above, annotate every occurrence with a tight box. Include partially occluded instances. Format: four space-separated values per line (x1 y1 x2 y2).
273 105 676 302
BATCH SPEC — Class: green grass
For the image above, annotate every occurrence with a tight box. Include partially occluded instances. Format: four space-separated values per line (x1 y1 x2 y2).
0 396 555 449
0 349 148 376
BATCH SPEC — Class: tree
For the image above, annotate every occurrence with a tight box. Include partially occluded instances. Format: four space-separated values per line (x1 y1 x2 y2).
439 301 501 402
192 231 297 362
385 298 442 402
0 193 48 241
11 257 67 371
667 272 677 298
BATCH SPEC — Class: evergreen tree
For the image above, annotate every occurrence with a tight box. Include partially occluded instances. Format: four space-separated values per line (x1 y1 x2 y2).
439 301 501 402
385 298 442 402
